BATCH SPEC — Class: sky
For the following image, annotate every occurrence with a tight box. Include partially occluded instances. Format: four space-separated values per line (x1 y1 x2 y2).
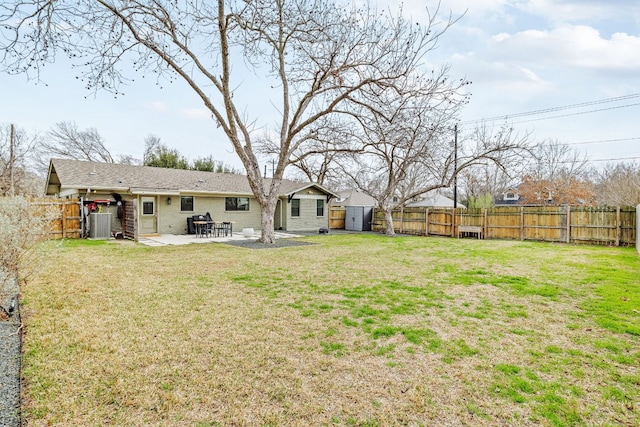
1 0 639 173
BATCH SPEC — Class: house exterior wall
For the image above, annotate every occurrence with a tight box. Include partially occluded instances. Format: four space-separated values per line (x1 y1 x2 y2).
286 191 328 231
279 197 288 231
46 183 333 235
156 194 262 234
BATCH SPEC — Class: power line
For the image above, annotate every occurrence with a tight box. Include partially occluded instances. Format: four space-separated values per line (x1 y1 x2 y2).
463 93 640 126
562 137 640 146
588 155 640 163
509 102 640 125
535 137 640 147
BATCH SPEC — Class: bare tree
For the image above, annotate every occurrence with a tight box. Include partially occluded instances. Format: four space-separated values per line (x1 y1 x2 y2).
518 140 595 206
36 121 114 171
0 124 42 196
458 162 518 206
115 154 142 166
595 162 640 206
339 85 529 235
284 115 356 187
0 0 462 243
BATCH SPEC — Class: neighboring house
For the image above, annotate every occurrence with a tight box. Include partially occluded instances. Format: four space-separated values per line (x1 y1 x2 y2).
329 189 377 208
45 159 337 239
405 190 465 209
494 188 521 206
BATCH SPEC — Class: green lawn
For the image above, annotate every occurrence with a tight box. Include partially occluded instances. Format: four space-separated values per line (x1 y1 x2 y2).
22 234 639 426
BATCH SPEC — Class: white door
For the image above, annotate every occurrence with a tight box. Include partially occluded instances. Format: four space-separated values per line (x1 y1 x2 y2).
140 196 157 235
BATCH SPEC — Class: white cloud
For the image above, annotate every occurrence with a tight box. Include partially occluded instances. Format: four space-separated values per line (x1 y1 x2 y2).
488 25 640 72
519 0 640 25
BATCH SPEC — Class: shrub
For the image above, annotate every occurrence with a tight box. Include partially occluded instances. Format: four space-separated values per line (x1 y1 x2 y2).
0 196 58 310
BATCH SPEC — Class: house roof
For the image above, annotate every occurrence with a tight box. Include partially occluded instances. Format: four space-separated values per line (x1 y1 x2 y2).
46 158 337 198
405 191 465 209
330 189 377 207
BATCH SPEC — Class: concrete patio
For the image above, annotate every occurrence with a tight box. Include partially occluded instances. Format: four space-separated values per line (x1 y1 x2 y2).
137 231 302 246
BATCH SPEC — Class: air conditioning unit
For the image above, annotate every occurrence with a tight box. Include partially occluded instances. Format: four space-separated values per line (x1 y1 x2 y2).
89 213 112 239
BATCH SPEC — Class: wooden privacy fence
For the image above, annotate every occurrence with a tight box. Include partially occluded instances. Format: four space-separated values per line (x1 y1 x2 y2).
33 198 82 239
371 206 637 247
329 207 346 229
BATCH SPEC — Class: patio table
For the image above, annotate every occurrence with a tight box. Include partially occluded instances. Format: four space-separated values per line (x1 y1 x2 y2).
193 220 212 238
193 220 234 238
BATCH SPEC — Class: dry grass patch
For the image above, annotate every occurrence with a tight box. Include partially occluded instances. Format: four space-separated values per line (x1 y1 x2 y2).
21 235 639 426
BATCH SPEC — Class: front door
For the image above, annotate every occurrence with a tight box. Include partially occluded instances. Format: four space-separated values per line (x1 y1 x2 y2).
140 196 158 235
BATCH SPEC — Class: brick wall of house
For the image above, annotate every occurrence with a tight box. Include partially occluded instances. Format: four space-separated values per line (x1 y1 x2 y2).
286 191 328 231
157 195 262 234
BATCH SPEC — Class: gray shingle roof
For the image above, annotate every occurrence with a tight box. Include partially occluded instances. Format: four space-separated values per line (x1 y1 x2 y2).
330 189 377 207
48 159 335 197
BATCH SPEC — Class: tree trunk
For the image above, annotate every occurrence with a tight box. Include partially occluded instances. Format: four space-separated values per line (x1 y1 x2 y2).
258 197 277 244
383 208 396 236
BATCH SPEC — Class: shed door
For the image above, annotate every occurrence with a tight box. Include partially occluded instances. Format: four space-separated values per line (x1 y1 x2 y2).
140 196 158 235
346 206 364 231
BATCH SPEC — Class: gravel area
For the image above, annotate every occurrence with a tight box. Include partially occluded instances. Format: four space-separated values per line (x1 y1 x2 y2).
0 273 20 427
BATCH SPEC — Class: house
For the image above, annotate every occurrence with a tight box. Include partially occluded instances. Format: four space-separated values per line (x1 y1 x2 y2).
494 188 522 206
405 190 465 209
45 159 337 239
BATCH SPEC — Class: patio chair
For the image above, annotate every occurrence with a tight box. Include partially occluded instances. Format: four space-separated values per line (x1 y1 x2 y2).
195 215 210 237
214 221 227 237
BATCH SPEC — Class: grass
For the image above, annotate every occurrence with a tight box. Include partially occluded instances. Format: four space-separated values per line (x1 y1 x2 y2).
21 234 640 426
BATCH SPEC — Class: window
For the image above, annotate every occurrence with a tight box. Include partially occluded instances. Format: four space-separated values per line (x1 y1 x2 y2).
504 192 518 201
142 201 154 215
225 197 250 211
316 199 324 217
180 196 194 212
291 199 300 217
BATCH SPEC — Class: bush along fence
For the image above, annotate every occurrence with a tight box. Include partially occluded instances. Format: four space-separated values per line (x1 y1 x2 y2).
369 206 637 247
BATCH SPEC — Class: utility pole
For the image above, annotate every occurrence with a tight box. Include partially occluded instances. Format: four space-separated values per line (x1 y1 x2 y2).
9 123 15 197
453 124 458 209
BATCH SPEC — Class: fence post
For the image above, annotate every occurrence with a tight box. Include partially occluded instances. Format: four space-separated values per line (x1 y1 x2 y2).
399 206 404 234
636 205 640 254
566 205 571 244
451 208 455 238
520 207 524 241
425 208 429 236
616 206 621 247
483 208 488 239
60 201 66 239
